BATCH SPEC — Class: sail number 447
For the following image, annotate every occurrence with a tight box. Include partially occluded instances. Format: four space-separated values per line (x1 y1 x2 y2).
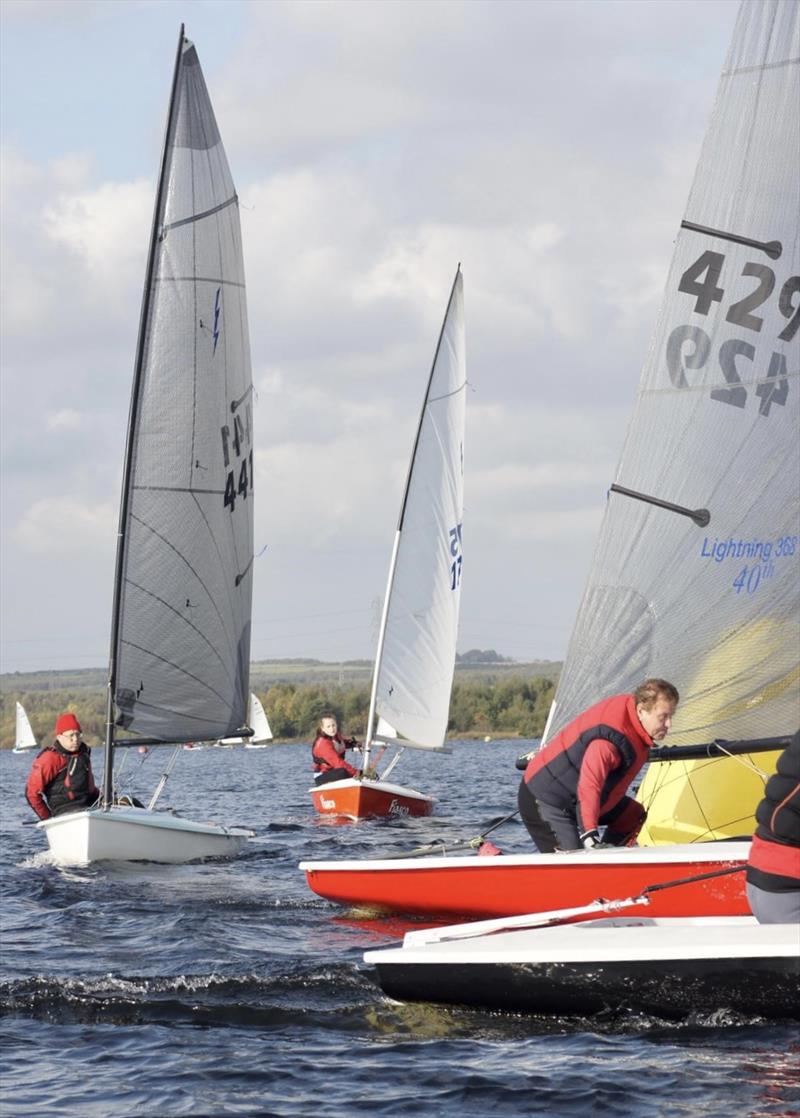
221 404 253 512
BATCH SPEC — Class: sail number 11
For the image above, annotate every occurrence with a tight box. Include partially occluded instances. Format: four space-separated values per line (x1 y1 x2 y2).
449 523 463 590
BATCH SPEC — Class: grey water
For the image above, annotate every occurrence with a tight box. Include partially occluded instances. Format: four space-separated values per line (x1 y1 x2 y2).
1 740 797 1118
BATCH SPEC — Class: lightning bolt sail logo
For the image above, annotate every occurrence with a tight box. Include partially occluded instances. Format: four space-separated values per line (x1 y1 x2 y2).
213 287 221 353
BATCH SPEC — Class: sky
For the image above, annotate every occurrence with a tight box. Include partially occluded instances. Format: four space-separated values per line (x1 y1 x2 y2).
0 0 740 675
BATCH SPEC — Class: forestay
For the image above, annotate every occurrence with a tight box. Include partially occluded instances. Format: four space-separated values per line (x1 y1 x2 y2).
552 0 800 745
113 35 254 744
368 268 467 752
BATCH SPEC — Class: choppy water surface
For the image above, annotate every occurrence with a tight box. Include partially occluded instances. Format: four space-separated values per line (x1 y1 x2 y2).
1 741 797 1117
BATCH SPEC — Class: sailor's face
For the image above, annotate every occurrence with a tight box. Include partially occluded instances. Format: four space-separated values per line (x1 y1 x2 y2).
57 730 82 753
321 717 337 736
637 698 676 741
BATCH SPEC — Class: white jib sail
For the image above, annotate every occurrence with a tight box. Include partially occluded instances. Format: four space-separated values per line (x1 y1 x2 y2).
551 0 800 745
369 268 467 752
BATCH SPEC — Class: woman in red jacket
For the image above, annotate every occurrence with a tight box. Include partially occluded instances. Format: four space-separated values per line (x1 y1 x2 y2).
25 712 100 820
311 714 362 785
746 732 800 924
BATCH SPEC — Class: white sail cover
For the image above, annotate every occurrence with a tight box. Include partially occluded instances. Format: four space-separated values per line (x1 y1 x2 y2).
114 36 254 742
553 0 800 744
372 269 466 751
13 702 37 752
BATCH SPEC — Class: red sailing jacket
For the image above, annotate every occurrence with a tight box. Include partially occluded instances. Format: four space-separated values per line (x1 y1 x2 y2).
522 693 652 832
25 742 99 820
311 733 358 777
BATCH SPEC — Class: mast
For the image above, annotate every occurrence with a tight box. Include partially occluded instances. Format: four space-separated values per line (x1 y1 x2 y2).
363 265 463 768
102 26 187 808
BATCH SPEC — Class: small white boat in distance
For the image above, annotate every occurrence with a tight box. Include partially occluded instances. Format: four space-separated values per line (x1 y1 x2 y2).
217 692 273 748
12 702 38 753
364 908 800 1020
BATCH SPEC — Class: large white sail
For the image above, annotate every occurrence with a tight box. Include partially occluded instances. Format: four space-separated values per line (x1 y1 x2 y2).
369 268 467 752
552 0 799 746
112 35 254 745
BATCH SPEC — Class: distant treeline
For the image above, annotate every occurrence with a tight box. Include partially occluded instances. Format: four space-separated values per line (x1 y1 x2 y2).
1 674 556 748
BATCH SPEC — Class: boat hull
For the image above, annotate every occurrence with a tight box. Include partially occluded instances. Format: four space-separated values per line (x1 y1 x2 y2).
364 917 799 1019
39 806 254 865
309 778 435 820
301 843 751 918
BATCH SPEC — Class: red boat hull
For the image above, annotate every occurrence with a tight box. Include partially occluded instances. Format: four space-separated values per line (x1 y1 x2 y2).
309 778 435 821
301 843 751 919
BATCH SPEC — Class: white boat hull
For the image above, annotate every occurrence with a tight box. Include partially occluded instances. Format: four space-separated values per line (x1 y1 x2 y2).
38 806 254 865
364 916 800 1019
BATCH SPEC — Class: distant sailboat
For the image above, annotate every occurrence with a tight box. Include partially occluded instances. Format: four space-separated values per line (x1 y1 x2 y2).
216 692 273 748
12 703 38 754
309 267 467 820
37 27 257 865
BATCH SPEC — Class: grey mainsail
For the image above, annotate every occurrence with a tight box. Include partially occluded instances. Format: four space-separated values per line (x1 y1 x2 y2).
109 29 254 755
551 0 799 746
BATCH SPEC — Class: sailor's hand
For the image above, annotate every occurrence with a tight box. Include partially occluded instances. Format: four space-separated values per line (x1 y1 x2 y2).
580 829 602 849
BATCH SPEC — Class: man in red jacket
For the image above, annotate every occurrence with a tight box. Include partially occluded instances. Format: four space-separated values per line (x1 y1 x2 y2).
518 678 679 853
25 712 100 820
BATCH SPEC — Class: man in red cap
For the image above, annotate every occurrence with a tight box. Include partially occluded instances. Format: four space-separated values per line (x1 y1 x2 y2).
25 712 100 820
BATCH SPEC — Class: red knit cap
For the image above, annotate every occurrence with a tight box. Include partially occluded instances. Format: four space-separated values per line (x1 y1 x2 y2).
55 712 81 736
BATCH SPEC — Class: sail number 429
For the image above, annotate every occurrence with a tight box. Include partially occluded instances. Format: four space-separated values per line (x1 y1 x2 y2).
667 249 798 417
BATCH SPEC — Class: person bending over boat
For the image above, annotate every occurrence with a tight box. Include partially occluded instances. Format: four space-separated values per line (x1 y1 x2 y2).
518 678 679 853
311 714 363 785
25 712 100 820
745 731 800 924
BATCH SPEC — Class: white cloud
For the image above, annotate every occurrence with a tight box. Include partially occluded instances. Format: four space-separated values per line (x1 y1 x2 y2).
42 178 151 301
14 496 117 555
46 409 83 432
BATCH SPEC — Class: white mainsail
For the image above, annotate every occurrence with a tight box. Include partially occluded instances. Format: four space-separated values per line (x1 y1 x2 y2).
12 702 38 753
365 268 467 755
551 0 799 750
